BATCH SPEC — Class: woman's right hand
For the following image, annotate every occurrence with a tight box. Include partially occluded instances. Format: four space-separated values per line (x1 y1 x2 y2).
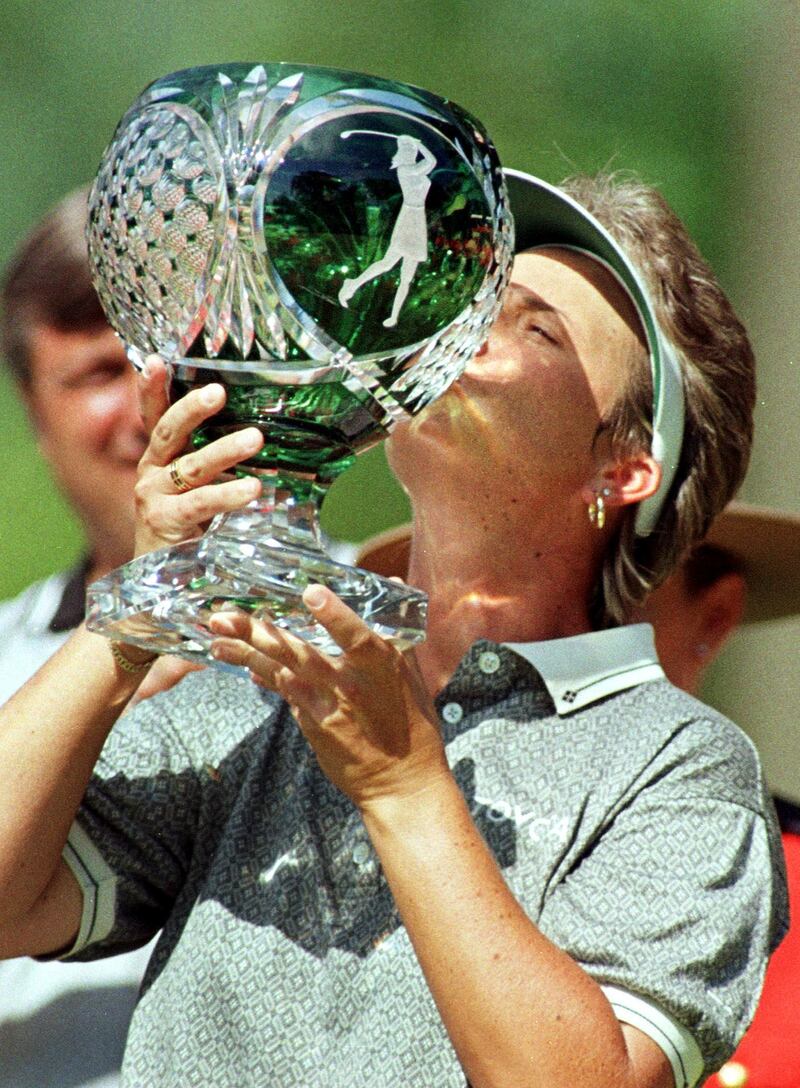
133 355 264 557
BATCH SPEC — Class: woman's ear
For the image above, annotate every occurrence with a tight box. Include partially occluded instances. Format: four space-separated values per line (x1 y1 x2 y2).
581 454 662 510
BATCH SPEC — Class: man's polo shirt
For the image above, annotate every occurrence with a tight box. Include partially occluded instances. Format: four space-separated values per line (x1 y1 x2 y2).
0 562 86 704
64 625 787 1088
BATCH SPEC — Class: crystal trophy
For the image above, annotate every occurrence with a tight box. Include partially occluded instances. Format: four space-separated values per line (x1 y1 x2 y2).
85 63 512 661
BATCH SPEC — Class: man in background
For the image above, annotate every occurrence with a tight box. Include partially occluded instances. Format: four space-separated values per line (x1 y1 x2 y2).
0 186 147 700
0 187 152 1088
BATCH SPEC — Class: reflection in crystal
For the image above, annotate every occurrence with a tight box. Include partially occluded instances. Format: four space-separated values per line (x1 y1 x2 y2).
86 63 511 660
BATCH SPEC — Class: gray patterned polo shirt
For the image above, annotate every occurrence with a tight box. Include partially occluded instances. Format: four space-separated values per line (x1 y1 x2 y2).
63 624 787 1087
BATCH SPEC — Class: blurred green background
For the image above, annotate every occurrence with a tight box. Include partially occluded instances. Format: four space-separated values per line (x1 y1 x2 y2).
0 1 797 793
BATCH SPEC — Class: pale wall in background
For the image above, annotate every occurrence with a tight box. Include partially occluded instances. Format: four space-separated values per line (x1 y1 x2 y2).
704 4 800 803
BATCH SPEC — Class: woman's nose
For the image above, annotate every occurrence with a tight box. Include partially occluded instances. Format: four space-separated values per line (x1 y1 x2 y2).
470 315 509 362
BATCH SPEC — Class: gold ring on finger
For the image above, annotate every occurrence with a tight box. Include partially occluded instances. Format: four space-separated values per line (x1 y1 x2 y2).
169 457 193 493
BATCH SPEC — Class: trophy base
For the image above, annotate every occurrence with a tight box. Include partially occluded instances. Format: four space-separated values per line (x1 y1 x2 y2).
86 535 427 665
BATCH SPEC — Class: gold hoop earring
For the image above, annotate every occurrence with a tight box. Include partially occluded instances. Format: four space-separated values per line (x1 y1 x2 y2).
588 488 611 530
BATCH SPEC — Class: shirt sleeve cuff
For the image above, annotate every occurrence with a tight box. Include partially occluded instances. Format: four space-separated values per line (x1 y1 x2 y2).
601 984 705 1088
58 820 118 958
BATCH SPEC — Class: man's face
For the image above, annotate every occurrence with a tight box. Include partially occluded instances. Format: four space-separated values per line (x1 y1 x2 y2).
24 323 148 571
388 247 647 515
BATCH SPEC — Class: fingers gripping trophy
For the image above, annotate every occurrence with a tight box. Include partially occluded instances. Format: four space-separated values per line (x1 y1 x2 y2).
85 63 512 662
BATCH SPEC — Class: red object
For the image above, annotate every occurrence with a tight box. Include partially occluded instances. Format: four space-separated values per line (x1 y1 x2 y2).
708 830 800 1087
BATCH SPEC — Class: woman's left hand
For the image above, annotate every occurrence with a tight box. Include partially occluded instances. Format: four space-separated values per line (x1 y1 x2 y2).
208 586 450 811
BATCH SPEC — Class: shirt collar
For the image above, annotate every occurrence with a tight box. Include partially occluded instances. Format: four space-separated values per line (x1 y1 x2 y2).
505 623 664 715
48 557 91 633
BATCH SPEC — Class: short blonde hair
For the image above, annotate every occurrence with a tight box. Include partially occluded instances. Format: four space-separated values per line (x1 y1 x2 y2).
559 173 756 627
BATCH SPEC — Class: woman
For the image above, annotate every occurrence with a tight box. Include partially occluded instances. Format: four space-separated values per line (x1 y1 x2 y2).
338 133 436 326
0 171 784 1088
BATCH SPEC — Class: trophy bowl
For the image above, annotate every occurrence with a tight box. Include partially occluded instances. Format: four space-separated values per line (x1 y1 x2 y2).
85 62 512 662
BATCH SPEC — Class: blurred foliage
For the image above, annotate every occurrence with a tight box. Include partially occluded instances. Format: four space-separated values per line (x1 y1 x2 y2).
0 0 765 598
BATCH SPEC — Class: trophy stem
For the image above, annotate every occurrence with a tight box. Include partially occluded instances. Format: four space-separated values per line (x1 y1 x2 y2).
210 473 326 554
86 471 428 664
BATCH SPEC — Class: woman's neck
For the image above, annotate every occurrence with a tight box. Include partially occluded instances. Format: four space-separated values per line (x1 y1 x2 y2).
406 513 597 695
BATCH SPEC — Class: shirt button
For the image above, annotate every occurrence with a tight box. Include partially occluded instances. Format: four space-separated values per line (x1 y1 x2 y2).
442 701 463 725
478 651 501 674
352 842 371 866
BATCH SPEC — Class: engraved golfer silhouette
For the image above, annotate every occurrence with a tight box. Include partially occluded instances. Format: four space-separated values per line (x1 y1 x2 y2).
338 131 436 327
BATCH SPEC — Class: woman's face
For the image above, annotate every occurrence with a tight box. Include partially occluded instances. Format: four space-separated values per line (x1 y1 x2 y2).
388 247 648 516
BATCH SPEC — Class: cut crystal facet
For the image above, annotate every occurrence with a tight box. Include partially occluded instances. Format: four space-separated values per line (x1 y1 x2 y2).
87 536 427 660
85 63 511 663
